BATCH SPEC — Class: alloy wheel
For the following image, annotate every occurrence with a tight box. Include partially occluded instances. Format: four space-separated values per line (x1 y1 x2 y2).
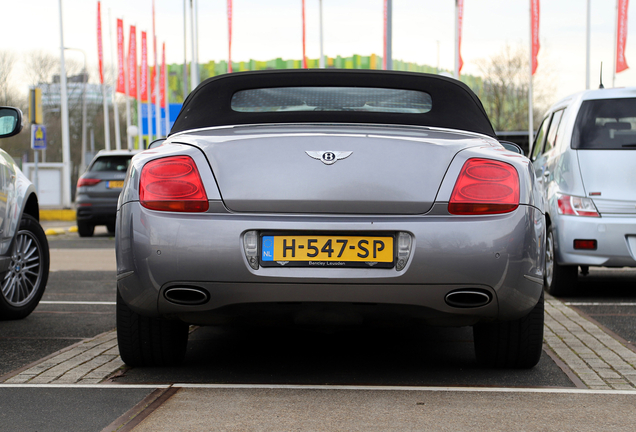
1 229 44 307
545 230 554 288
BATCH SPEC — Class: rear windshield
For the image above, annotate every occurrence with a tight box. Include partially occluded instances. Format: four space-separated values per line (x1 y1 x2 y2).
231 87 432 114
89 156 132 172
572 98 636 149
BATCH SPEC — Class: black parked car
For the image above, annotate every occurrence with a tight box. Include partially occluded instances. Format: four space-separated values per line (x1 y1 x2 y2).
76 150 140 237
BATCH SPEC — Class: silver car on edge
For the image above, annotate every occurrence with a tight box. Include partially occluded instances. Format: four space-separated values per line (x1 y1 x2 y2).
0 107 50 320
532 87 636 296
116 70 546 369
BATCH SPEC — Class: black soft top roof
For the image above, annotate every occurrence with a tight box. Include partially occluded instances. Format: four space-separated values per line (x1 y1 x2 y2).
170 69 496 138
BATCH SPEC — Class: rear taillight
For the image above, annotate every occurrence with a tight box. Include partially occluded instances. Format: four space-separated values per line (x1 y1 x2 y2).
77 177 101 187
139 156 209 212
557 194 599 217
574 239 597 250
448 158 520 215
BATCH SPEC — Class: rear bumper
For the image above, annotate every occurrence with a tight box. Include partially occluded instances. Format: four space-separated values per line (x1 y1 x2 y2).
76 196 118 225
116 202 545 325
554 214 636 267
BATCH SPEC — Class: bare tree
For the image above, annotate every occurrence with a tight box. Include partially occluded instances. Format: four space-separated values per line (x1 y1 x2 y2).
23 50 59 87
0 51 17 105
475 44 555 131
475 45 528 131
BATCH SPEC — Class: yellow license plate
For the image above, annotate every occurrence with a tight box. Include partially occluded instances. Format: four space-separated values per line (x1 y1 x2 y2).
108 181 124 189
261 234 394 268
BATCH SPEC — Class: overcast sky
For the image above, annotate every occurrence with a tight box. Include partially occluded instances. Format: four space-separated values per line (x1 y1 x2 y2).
2 0 636 103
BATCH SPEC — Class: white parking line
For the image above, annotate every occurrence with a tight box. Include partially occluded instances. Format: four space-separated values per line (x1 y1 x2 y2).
39 301 116 305
171 383 636 395
565 302 636 306
0 384 167 389
1 383 636 395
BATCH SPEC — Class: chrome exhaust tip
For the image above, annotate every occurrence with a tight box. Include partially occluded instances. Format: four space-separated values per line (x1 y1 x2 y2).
164 287 209 306
445 290 492 308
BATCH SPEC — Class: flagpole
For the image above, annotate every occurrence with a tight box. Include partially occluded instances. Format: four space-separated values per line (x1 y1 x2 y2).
124 21 132 150
183 0 188 96
586 0 591 89
154 39 161 138
195 0 199 75
108 8 120 150
528 0 534 149
386 0 392 70
164 43 170 136
153 0 161 138
302 0 307 69
319 0 324 68
454 0 459 78
146 57 152 141
97 2 110 151
136 25 142 149
190 0 198 85
58 0 72 208
228 0 233 72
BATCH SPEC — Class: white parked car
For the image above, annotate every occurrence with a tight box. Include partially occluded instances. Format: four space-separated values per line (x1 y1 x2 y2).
531 87 636 296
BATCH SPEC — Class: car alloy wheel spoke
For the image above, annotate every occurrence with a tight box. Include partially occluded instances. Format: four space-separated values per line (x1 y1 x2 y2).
2 274 17 302
545 233 554 287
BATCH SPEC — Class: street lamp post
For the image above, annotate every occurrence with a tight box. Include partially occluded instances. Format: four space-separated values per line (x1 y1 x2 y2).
64 47 88 173
58 0 72 208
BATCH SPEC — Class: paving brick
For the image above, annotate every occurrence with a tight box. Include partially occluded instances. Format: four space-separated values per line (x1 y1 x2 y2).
4 374 36 384
588 385 612 390
77 378 103 384
611 384 635 390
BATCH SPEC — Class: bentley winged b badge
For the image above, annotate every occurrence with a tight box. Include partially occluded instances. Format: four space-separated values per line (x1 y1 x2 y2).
305 151 353 165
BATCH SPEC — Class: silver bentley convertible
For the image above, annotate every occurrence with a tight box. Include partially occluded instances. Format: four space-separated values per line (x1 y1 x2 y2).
116 70 546 369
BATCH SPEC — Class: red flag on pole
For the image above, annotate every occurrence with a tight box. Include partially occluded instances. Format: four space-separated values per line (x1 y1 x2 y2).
457 0 464 76
128 25 137 98
617 0 630 73
228 0 233 73
302 0 307 68
116 18 126 94
383 0 387 70
531 0 540 75
97 2 104 84
141 31 148 102
161 43 166 109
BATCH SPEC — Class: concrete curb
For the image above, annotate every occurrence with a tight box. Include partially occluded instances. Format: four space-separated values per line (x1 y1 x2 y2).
40 209 76 221
45 226 78 236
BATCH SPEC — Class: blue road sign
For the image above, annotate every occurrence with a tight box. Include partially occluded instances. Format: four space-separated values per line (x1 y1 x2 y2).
31 124 47 150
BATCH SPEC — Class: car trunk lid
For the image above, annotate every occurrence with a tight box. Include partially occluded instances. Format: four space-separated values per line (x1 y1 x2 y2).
181 128 486 214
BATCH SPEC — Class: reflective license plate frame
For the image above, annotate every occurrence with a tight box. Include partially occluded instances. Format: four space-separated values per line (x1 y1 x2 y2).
259 231 395 269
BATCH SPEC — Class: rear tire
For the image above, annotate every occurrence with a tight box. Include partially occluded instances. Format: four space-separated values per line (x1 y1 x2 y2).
77 220 94 237
544 225 577 297
106 221 116 235
0 214 50 320
116 290 189 367
473 291 544 369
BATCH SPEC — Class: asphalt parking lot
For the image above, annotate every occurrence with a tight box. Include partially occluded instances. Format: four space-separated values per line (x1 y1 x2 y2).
1 223 636 431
